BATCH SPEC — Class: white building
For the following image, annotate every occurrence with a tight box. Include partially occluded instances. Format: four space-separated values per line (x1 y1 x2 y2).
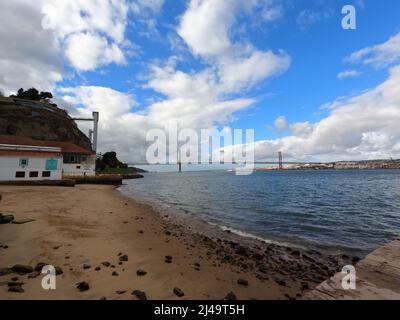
0 144 63 181
0 135 96 181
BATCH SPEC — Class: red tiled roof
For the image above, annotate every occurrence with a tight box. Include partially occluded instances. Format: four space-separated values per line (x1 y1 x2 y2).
0 135 94 155
0 150 62 157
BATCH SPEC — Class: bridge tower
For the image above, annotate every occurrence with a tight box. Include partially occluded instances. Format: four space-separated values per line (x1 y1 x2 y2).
178 148 182 173
278 151 283 170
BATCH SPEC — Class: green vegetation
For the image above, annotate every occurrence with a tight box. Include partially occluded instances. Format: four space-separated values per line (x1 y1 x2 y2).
11 88 53 101
96 152 147 174
97 167 139 174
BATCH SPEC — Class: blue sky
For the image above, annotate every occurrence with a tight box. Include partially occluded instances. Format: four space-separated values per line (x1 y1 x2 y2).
64 0 400 141
1 0 400 162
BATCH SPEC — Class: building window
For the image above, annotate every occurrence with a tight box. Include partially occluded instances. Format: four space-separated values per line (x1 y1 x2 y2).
63 154 79 164
77 165 81 169
46 159 58 171
29 171 39 178
19 158 29 167
15 171 25 178
42 171 51 178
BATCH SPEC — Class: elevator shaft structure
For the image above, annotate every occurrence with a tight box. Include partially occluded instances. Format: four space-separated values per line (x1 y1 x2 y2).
72 111 99 153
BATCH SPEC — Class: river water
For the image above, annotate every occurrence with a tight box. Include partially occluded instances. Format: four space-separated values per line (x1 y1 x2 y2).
120 169 400 256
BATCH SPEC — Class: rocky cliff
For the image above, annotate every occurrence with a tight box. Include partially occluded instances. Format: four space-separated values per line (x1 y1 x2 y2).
0 97 91 150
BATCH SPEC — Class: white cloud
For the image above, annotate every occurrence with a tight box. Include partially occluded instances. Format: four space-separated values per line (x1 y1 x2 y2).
130 0 165 15
296 8 333 30
337 70 362 79
59 80 254 161
224 64 400 162
178 0 235 57
41 0 131 72
41 0 129 43
347 32 400 68
0 0 63 94
274 116 288 131
218 50 290 93
65 32 126 71
0 0 142 94
177 0 290 93
57 0 288 161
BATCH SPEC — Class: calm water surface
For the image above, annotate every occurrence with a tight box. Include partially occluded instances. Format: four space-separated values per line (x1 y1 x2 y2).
120 170 400 256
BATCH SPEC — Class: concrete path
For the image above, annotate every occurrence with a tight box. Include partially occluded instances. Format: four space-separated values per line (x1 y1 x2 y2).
305 237 400 300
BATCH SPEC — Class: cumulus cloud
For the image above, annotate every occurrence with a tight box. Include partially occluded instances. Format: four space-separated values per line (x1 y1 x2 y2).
59 83 254 162
0 0 140 93
65 32 126 71
177 0 291 93
347 32 400 69
224 64 400 162
41 0 131 72
218 50 291 93
0 0 63 94
1 0 287 162
274 116 289 131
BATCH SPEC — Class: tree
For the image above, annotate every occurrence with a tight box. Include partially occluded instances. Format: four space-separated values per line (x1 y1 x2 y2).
15 88 53 101
39 91 53 100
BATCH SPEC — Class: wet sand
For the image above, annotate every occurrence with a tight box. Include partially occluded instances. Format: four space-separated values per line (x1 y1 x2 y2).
0 185 352 300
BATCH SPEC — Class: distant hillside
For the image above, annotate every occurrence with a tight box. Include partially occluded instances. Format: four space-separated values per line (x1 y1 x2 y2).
0 96 91 150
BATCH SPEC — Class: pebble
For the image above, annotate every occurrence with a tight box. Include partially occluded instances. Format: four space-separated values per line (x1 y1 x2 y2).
55 266 63 275
237 278 249 287
83 264 91 269
275 277 287 287
119 255 128 262
102 261 111 267
11 265 33 274
112 271 119 276
301 282 309 291
8 285 24 293
76 282 90 292
132 290 147 300
34 262 47 272
225 292 237 300
173 287 185 297
136 269 147 276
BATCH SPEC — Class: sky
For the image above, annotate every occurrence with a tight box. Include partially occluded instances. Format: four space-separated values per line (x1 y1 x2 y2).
1 0 400 163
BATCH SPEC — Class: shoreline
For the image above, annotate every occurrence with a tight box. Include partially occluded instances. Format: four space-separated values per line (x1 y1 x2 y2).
1 184 359 300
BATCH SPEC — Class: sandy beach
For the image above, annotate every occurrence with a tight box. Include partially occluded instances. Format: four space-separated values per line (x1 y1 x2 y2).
0 184 351 300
